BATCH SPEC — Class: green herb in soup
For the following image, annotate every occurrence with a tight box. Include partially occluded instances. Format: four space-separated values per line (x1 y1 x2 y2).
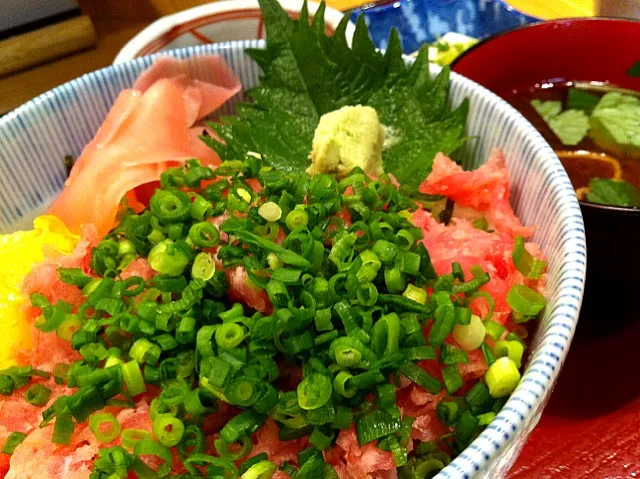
627 60 640 78
507 83 640 208
590 92 640 158
530 91 640 151
586 178 640 208
530 99 589 146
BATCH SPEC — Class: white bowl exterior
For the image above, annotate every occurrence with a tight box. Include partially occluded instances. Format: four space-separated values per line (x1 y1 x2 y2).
113 0 355 64
0 41 585 477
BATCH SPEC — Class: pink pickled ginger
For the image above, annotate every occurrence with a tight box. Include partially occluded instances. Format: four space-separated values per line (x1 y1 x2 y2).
48 56 241 236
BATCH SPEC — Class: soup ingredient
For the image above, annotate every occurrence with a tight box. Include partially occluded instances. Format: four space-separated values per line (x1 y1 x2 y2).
590 92 640 158
567 88 600 115
308 105 384 177
628 60 640 78
205 0 468 188
0 216 79 368
530 90 640 156
48 56 241 236
530 99 589 146
586 178 640 207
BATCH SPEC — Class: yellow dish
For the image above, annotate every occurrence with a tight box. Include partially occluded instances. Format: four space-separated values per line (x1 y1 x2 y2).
0 216 78 368
505 0 594 19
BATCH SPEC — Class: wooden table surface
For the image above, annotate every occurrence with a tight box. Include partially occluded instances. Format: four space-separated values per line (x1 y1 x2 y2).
0 19 149 115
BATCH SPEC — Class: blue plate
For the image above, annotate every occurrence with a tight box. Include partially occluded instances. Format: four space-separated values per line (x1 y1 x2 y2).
352 0 537 53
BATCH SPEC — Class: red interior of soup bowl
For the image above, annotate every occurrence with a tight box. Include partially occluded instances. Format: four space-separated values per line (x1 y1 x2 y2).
452 18 640 97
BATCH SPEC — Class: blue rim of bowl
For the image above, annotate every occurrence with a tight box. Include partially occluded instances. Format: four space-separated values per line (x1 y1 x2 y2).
0 39 587 477
451 17 640 216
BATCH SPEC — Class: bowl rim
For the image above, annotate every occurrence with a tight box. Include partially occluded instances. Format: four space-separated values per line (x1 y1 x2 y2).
451 16 640 216
451 16 640 71
113 0 355 64
0 40 587 478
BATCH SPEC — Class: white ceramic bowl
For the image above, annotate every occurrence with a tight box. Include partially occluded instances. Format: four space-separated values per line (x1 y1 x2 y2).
0 41 586 477
114 0 354 63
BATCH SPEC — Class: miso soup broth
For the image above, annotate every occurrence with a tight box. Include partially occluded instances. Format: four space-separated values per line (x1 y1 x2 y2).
505 82 640 205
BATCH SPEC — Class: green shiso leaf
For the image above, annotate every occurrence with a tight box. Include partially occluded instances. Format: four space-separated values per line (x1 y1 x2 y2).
204 0 468 188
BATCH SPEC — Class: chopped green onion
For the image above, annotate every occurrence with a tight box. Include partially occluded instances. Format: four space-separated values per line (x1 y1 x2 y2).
1 432 27 455
57 268 92 288
436 400 459 427
356 410 401 445
53 363 70 385
507 285 546 323
226 376 262 407
402 284 427 304
440 344 469 365
153 414 185 447
121 360 146 396
484 319 506 341
215 323 246 350
309 427 334 451
24 384 52 406
241 460 277 479
220 411 267 443
481 341 496 366
399 363 442 394
150 189 191 224
333 371 357 398
89 412 121 443
356 250 381 283
258 202 282 222
148 240 189 276
177 424 206 459
121 428 152 450
442 364 463 394
384 266 406 294
452 314 485 351
192 252 216 280
455 410 479 449
52 398 75 445
133 439 173 476
214 435 253 461
512 235 546 279
493 340 525 368
485 357 521 398
477 412 496 426
472 217 490 231
189 221 220 248
285 206 309 230
297 373 332 410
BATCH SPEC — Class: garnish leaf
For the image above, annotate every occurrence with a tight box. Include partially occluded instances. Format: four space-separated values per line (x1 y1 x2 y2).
548 110 590 146
586 178 640 208
530 99 589 146
567 88 600 115
206 0 468 188
627 60 640 78
530 99 561 121
589 92 640 154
